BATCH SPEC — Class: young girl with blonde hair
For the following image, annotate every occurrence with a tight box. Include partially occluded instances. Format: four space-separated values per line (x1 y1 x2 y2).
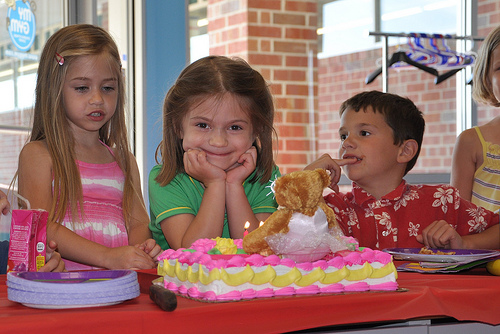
451 25 500 212
17 24 160 270
149 56 280 250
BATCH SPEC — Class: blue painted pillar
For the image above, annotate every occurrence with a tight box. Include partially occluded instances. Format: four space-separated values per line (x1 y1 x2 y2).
143 0 188 204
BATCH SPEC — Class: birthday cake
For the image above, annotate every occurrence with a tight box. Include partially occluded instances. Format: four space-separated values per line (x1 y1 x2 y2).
157 237 398 301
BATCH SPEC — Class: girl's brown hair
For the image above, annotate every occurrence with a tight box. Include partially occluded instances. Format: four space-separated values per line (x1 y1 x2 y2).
30 24 135 225
155 56 277 186
473 25 500 107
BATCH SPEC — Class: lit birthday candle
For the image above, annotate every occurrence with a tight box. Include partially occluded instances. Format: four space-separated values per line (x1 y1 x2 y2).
243 221 250 236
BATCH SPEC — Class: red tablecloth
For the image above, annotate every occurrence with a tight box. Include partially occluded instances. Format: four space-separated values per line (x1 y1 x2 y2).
1 265 499 333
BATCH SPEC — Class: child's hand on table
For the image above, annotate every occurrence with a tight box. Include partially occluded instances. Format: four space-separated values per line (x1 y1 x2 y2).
416 220 464 249
136 239 162 261
39 240 66 272
104 245 157 270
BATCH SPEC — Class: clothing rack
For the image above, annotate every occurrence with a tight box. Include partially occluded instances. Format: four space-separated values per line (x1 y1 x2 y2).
368 31 484 92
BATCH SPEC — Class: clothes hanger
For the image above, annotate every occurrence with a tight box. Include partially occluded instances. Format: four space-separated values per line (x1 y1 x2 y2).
434 68 462 84
405 34 440 67
429 34 476 84
366 33 476 85
429 34 461 67
365 50 438 84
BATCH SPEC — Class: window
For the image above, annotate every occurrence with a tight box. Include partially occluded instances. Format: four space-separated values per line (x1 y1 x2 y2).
0 2 63 188
317 0 467 185
189 0 209 63
318 0 459 58
0 0 134 188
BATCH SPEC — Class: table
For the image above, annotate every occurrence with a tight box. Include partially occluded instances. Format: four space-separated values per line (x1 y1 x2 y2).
1 264 499 333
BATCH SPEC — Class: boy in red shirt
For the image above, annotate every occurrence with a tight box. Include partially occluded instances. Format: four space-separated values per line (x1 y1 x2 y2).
306 90 499 250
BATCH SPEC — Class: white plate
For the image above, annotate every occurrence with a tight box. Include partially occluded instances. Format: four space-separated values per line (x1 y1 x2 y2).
383 247 500 263
21 301 121 309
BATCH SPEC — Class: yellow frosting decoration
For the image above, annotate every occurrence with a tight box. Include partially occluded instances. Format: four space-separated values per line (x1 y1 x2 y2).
250 265 276 285
213 237 237 255
221 265 255 286
199 267 221 285
187 265 199 283
345 262 372 281
175 261 189 281
271 267 301 287
160 250 397 291
319 266 348 284
370 263 397 279
157 262 166 276
295 267 325 287
162 260 176 278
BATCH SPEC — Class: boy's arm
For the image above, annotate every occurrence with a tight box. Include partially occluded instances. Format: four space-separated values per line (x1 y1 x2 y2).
417 220 500 250
461 224 500 249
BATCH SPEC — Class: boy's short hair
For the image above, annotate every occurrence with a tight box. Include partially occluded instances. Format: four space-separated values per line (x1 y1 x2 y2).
339 90 425 174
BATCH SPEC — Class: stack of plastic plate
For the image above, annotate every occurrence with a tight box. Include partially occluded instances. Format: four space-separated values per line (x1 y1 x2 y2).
7 270 140 309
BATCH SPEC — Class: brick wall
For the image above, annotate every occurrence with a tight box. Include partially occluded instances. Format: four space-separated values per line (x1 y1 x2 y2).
317 0 500 176
208 0 318 174
318 48 459 174
208 0 500 177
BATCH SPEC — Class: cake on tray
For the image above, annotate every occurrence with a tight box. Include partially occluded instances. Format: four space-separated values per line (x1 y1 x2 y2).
156 237 398 302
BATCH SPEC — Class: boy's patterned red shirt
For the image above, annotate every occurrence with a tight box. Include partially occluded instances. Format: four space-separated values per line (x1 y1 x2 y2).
324 180 499 250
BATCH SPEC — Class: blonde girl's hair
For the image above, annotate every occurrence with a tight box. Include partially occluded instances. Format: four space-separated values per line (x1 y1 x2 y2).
155 55 277 186
473 25 500 107
31 24 135 225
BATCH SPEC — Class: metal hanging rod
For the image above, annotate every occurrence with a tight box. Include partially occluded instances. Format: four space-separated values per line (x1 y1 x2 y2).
369 31 484 41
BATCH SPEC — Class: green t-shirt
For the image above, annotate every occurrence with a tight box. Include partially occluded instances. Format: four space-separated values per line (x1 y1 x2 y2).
148 166 281 249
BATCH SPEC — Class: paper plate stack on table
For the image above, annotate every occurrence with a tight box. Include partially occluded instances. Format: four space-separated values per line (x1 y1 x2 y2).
6 270 140 309
384 247 500 273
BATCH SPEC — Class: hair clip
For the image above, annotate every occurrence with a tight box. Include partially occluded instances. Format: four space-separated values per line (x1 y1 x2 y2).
55 52 64 66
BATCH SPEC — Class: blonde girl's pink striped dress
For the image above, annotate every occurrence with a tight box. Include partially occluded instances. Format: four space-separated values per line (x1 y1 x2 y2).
60 144 129 271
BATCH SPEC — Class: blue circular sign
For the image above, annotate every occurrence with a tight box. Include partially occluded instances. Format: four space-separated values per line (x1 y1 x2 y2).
8 1 36 52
